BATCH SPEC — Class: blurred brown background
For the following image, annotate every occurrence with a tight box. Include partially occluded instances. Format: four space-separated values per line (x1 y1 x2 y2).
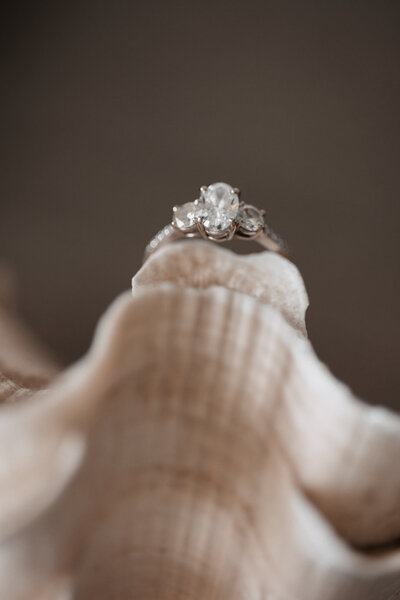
1 1 399 409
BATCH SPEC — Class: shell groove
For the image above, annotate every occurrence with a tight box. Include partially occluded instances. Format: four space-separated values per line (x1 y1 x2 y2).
0 243 398 599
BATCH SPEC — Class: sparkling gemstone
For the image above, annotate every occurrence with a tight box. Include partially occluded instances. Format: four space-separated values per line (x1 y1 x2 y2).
200 182 239 235
173 202 197 230
239 205 264 233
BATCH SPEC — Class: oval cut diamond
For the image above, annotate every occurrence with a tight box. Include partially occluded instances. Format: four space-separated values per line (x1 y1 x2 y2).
173 202 197 230
200 182 239 235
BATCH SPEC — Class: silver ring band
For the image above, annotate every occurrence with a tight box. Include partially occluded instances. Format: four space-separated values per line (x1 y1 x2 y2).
144 182 288 262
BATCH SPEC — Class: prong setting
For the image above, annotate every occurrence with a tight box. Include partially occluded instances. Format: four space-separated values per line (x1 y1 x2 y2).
172 183 267 243
200 186 208 200
196 218 207 239
201 219 237 242
232 187 241 198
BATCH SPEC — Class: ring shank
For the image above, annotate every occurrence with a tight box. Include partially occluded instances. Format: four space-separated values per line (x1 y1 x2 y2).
257 223 289 255
144 223 288 262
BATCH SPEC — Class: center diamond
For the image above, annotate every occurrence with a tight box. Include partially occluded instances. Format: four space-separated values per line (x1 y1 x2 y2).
200 182 240 235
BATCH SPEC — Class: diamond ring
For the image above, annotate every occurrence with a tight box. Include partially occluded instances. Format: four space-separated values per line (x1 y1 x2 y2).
144 182 288 261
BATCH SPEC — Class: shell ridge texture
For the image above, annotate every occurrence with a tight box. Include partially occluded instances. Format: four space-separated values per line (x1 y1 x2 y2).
0 242 398 599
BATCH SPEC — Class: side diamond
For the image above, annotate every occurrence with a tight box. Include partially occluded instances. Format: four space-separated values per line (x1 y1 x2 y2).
172 202 197 231
239 205 265 233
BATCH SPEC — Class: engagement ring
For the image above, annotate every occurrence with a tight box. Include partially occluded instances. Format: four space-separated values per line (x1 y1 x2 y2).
144 182 288 261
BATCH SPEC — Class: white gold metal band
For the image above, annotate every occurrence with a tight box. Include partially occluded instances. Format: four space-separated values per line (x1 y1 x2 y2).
144 222 288 262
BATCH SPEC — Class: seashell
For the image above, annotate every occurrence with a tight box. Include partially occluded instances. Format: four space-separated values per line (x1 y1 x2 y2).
133 241 309 337
0 241 399 599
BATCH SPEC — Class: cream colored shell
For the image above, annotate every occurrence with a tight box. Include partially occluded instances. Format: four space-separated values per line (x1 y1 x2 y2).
0 242 399 600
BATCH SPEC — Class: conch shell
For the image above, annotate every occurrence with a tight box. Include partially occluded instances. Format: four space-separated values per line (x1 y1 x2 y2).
0 242 399 600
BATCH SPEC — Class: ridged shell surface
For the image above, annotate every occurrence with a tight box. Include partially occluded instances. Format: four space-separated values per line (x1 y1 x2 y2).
0 242 398 600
